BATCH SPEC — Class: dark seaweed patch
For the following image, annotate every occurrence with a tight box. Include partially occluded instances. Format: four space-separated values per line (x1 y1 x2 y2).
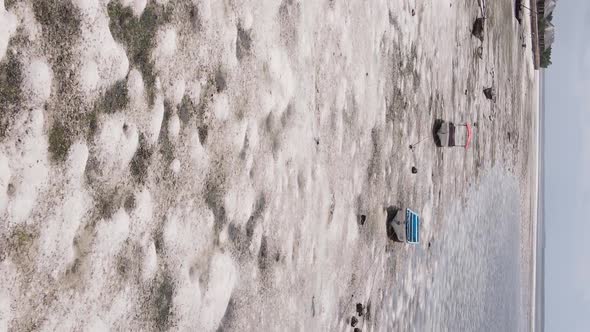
0 51 22 137
108 1 172 106
130 134 154 184
4 0 19 10
96 190 120 220
216 297 237 331
236 24 252 60
33 0 81 44
33 0 81 92
258 235 268 270
178 94 197 124
204 176 227 234
94 79 129 114
124 194 136 212
153 275 174 330
198 125 208 145
278 0 300 50
215 69 227 93
48 121 73 162
156 101 175 166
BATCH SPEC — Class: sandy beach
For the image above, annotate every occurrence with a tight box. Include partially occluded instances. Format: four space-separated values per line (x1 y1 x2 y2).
0 0 539 330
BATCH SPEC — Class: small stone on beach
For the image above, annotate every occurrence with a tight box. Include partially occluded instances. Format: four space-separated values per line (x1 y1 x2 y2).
483 87 495 100
356 303 364 316
476 46 484 59
411 167 418 174
359 215 367 225
472 18 485 42
351 316 358 327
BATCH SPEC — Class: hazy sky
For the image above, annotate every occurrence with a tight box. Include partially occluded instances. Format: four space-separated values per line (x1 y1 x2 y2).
545 0 590 331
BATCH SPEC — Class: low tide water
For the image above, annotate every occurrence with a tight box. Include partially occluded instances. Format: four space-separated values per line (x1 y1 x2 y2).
385 167 525 331
423 167 523 331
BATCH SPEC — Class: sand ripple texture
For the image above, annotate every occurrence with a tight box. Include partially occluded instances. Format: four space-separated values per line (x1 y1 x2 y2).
0 0 537 331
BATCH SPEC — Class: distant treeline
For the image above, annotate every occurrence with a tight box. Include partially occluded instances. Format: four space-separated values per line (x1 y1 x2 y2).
541 48 552 68
539 12 553 68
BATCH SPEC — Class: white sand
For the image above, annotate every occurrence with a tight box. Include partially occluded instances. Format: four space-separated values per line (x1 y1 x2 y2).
0 0 18 62
22 58 53 106
0 0 538 330
74 0 129 98
120 0 147 17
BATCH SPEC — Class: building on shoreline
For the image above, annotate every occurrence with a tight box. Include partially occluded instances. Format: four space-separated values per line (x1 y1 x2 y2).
537 0 557 51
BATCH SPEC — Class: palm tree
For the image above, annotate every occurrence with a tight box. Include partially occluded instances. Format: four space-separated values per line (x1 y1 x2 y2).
540 47 552 68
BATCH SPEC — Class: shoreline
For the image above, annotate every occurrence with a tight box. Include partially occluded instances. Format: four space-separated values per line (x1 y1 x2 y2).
530 0 541 68
530 70 541 332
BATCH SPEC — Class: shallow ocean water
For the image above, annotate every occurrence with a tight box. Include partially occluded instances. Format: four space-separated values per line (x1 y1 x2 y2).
420 167 523 331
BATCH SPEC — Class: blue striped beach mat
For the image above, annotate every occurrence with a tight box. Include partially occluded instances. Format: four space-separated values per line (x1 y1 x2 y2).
405 209 420 244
